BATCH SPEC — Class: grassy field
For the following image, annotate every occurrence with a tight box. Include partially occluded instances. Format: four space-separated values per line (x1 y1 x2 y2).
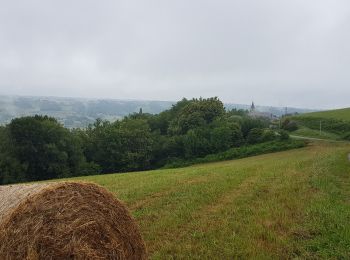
291 126 341 140
63 141 350 259
290 107 350 139
299 107 350 121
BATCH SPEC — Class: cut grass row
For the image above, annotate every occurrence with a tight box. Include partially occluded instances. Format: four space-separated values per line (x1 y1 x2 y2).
65 141 350 259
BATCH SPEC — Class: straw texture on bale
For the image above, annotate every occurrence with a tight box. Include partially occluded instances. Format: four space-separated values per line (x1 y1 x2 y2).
0 182 147 259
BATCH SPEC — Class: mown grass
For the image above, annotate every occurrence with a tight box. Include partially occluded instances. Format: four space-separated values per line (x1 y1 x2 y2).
68 142 350 259
300 107 350 121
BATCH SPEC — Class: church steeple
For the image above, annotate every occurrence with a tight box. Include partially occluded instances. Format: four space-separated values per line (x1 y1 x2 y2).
250 101 255 111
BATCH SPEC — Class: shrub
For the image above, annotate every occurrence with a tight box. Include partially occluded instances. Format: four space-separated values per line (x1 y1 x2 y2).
164 140 306 168
282 119 298 131
341 132 350 141
247 128 264 144
261 129 277 142
279 130 290 140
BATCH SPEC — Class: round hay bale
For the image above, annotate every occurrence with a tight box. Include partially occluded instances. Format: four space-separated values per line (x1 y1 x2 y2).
0 182 147 259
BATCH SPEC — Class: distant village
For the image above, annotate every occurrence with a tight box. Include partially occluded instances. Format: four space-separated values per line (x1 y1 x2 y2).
249 101 299 120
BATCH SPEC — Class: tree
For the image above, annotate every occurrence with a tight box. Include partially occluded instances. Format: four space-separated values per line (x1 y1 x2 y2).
83 118 153 173
0 127 26 184
282 118 298 131
0 115 95 184
168 97 225 135
183 128 211 158
210 121 243 152
261 129 277 142
246 128 264 144
278 130 290 140
241 117 269 138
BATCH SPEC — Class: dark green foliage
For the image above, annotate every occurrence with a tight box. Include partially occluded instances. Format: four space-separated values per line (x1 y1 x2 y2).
341 132 350 141
247 128 264 144
211 118 244 148
261 129 277 142
168 97 225 135
227 108 248 117
164 140 306 168
282 118 298 131
278 130 290 140
0 116 98 184
246 128 277 144
183 128 211 158
241 117 269 138
0 97 296 185
83 118 153 173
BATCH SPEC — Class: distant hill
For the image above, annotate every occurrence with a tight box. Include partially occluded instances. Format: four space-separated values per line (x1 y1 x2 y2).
0 96 174 128
296 107 350 122
0 95 315 128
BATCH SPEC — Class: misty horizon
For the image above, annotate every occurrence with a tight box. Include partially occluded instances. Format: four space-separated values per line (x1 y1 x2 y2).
0 93 322 111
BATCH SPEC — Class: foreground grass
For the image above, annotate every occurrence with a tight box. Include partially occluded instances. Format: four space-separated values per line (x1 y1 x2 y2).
69 142 350 259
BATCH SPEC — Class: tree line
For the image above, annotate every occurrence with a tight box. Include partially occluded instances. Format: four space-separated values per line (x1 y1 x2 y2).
0 97 290 185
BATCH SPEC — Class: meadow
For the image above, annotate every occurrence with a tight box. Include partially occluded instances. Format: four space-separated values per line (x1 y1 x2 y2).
290 107 350 140
291 126 341 140
299 107 350 121
69 141 350 259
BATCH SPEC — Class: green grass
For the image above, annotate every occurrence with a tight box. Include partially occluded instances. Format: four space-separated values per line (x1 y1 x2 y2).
291 107 350 137
300 107 350 121
60 142 350 259
292 126 341 140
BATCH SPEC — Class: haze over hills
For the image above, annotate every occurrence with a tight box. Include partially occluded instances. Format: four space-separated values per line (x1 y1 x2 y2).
0 95 316 128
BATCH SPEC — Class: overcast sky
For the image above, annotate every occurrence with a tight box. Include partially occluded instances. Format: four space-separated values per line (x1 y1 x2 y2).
0 0 349 109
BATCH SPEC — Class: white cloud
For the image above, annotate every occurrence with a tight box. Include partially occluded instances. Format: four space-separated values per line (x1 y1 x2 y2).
0 0 349 109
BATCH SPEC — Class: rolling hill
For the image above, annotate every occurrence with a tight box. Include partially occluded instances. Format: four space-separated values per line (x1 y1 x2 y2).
297 107 350 121
290 107 350 140
62 141 350 259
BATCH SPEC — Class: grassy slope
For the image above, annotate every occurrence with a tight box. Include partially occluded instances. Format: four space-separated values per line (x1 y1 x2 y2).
291 107 350 140
300 107 350 121
66 142 350 259
292 126 341 140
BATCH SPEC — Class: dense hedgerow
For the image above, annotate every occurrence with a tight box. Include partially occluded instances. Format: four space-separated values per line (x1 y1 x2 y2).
0 97 299 184
163 139 306 168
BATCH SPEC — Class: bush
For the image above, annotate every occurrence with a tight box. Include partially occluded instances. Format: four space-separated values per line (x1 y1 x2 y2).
241 117 269 138
261 129 277 142
282 119 298 131
164 140 306 168
279 130 290 140
247 128 264 144
341 132 350 141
